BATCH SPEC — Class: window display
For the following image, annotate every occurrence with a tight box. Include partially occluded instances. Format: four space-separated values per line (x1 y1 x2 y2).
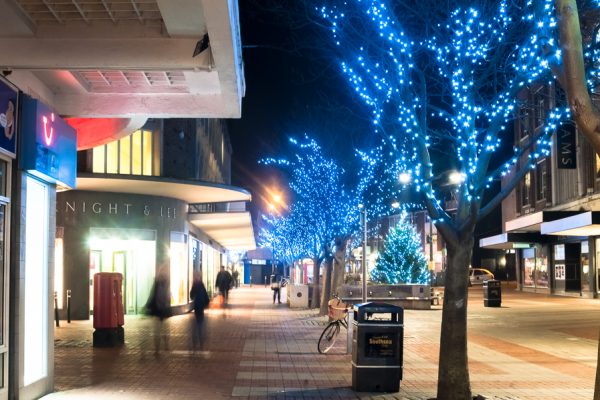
522 248 535 287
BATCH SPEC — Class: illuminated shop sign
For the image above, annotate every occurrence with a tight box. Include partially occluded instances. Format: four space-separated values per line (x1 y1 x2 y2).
0 78 17 157
20 97 77 188
63 200 178 219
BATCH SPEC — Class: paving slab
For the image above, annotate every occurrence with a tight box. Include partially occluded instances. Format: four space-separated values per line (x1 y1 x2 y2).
45 284 599 399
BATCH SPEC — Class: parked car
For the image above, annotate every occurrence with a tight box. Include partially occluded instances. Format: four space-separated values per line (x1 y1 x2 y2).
469 268 494 285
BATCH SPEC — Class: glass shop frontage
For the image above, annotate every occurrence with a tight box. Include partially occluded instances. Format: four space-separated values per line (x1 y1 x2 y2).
480 212 600 298
56 190 226 320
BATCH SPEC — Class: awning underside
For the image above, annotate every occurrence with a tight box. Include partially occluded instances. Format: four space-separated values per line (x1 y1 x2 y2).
189 212 256 251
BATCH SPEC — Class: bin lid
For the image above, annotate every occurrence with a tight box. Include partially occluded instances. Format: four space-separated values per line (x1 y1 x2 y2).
353 302 404 324
483 280 500 287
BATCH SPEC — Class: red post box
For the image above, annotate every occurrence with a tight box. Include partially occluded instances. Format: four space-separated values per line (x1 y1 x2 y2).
93 272 125 346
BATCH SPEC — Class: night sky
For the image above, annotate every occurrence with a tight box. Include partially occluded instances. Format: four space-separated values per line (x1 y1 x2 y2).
228 1 503 245
228 1 374 215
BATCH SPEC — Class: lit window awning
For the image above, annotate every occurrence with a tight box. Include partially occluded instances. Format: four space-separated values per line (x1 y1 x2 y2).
479 233 542 249
75 174 255 251
505 211 579 232
76 174 251 203
189 212 255 251
541 211 600 236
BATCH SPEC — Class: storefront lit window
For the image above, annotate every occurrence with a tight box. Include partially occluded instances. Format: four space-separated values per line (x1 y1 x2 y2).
522 248 535 287
534 246 549 288
24 176 49 386
170 232 188 306
92 129 158 176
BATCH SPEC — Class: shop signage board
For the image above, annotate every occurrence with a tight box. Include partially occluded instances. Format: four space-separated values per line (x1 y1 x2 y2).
0 78 17 157
557 122 576 169
19 96 77 188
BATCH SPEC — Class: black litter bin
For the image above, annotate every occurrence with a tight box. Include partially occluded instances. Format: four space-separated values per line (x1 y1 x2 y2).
352 302 403 392
483 280 501 307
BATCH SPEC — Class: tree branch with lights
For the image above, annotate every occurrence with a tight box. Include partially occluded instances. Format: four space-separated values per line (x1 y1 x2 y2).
318 0 592 398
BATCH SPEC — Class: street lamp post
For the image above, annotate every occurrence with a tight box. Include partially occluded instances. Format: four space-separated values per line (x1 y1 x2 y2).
359 205 367 303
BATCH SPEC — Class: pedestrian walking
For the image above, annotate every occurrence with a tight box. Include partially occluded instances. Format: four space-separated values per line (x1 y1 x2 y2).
144 266 172 355
271 272 283 304
215 265 233 305
189 272 210 353
232 269 240 288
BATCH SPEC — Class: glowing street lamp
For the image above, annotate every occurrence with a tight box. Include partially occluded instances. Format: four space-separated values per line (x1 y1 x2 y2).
398 172 411 184
448 171 466 185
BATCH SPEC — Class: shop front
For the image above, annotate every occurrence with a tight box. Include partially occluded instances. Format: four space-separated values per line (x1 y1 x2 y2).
13 95 77 399
0 77 17 400
541 212 599 298
481 212 599 299
56 190 228 319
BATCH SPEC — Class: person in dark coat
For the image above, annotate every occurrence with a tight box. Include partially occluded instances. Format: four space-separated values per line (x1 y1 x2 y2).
271 273 283 304
145 266 172 355
215 266 233 305
189 272 210 352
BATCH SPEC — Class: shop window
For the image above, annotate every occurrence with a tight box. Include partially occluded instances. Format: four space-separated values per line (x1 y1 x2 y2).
522 248 535 287
92 146 105 173
91 130 158 177
0 161 7 197
170 232 188 306
106 141 119 174
119 136 131 175
534 246 549 288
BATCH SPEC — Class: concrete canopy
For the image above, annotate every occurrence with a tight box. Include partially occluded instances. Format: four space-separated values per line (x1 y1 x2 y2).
76 174 255 250
0 0 245 147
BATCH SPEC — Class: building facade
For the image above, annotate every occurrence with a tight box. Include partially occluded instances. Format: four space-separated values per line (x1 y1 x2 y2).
480 82 600 298
56 119 254 320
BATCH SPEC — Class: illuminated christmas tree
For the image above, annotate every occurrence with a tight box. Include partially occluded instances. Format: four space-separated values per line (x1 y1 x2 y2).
371 213 428 284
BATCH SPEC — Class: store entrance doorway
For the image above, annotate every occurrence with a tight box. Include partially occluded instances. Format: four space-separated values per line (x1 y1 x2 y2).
88 228 156 315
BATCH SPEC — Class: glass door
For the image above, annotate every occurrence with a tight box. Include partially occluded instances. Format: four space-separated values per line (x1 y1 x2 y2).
89 250 101 314
581 241 590 293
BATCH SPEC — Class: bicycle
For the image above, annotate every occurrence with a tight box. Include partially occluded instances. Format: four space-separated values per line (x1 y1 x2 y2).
317 295 350 354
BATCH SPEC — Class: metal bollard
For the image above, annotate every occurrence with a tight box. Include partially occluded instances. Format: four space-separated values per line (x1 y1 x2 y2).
264 276 267 288
346 308 354 354
67 289 72 323
54 291 60 328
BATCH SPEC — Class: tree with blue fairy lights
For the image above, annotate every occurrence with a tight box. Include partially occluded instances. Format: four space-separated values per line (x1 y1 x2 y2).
260 135 358 314
318 0 600 398
370 213 429 285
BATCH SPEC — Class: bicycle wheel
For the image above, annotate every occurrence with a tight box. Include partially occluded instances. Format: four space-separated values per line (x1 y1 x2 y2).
318 322 340 354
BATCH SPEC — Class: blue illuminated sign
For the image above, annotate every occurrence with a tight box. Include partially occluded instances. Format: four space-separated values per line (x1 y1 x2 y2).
20 96 77 188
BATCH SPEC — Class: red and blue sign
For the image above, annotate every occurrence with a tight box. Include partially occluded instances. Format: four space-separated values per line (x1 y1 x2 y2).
20 96 77 188
0 78 17 157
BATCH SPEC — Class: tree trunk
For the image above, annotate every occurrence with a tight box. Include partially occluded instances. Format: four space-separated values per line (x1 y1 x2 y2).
319 257 332 316
331 237 347 297
311 256 320 309
556 0 600 154
436 232 473 400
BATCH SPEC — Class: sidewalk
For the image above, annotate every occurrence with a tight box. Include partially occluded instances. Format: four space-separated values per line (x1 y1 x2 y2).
46 285 599 399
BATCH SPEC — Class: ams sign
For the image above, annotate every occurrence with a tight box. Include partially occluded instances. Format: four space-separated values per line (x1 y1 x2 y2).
557 122 576 169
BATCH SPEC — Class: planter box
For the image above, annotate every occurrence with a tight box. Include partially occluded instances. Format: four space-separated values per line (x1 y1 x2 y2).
338 284 431 310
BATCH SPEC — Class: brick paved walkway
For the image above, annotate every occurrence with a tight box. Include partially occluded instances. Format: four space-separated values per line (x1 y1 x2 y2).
45 285 599 399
